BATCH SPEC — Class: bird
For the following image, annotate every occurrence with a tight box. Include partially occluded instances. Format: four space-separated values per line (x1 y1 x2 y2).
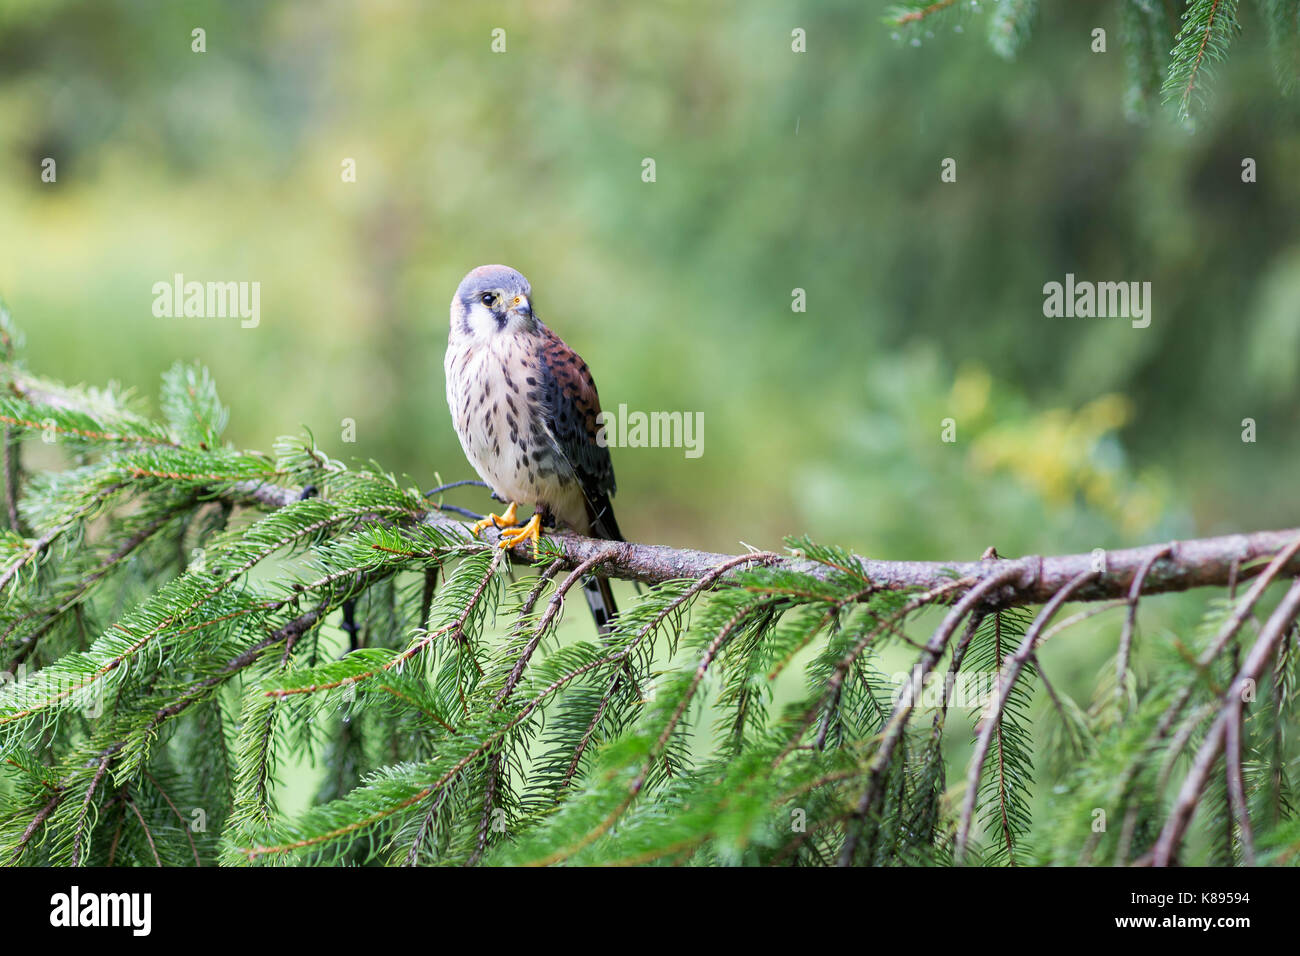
444 264 622 632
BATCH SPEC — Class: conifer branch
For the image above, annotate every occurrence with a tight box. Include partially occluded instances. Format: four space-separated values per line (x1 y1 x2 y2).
1149 577 1300 865
887 0 960 26
3 428 20 534
955 569 1097 862
1223 703 1255 865
0 480 131 594
215 478 1300 610
9 787 61 865
837 569 1019 865
1116 545 1171 709
6 350 1300 868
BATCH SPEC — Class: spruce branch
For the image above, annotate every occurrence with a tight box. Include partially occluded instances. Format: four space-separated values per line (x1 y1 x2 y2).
1224 702 1256 864
1262 0 1300 94
886 0 960 27
837 568 1020 865
213 476 1300 610
955 570 1098 862
1116 545 1172 711
524 596 782 867
1149 577 1300 864
1150 534 1300 743
1162 0 1241 123
5 350 1300 867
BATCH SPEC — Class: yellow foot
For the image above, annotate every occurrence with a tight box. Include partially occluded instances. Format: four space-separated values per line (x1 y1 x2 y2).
471 501 519 536
498 513 543 558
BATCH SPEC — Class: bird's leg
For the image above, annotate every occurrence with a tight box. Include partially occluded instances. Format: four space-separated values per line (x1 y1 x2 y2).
498 512 543 558
471 500 521 536
499 504 551 559
469 501 544 556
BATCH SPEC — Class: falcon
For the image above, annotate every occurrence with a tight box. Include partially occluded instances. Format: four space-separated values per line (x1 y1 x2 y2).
444 264 622 631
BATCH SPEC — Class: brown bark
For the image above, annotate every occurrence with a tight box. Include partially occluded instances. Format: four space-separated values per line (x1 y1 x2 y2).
229 479 1300 609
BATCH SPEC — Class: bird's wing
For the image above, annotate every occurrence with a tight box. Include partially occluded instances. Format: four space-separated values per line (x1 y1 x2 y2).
536 325 621 539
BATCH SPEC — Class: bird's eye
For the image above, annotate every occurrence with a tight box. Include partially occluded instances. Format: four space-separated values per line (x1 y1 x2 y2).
480 293 497 307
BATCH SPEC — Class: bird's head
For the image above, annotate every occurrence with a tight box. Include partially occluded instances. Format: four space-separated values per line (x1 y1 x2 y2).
450 264 536 340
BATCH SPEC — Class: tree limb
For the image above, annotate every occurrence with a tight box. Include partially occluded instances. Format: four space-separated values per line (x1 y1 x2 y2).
228 479 1300 609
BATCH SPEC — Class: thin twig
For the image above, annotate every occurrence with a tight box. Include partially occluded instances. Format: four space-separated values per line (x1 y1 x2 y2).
468 560 567 866
3 427 20 533
9 788 62 865
125 795 163 866
954 569 1097 862
837 568 1022 865
71 753 112 866
1117 546 1172 712
1150 577 1300 866
1153 535 1300 743
1223 703 1256 865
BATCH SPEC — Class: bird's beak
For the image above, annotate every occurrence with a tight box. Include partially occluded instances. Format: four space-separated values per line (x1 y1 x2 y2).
510 294 532 318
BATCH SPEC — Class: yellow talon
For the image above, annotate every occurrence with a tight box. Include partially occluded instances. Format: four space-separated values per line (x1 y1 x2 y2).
471 501 519 536
498 513 543 558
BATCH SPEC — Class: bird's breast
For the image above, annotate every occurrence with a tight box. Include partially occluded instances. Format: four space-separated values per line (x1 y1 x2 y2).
445 336 582 521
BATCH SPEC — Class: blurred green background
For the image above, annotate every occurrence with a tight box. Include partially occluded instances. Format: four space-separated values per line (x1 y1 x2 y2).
2 1 1298 819
4 1 1297 557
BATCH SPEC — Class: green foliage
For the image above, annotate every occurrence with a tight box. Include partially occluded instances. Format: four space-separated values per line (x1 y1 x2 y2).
1162 0 1242 125
965 608 1037 865
7 1 1300 592
1120 0 1173 121
988 0 1038 61
1261 0 1300 93
887 0 1293 127
1 336 1297 866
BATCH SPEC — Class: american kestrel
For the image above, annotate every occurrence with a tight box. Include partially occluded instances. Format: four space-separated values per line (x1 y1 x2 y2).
444 264 622 630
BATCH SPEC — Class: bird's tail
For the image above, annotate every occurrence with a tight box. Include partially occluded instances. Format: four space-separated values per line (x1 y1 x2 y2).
580 493 622 636
582 574 618 637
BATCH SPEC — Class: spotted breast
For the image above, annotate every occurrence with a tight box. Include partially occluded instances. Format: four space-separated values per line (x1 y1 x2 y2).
445 330 591 533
